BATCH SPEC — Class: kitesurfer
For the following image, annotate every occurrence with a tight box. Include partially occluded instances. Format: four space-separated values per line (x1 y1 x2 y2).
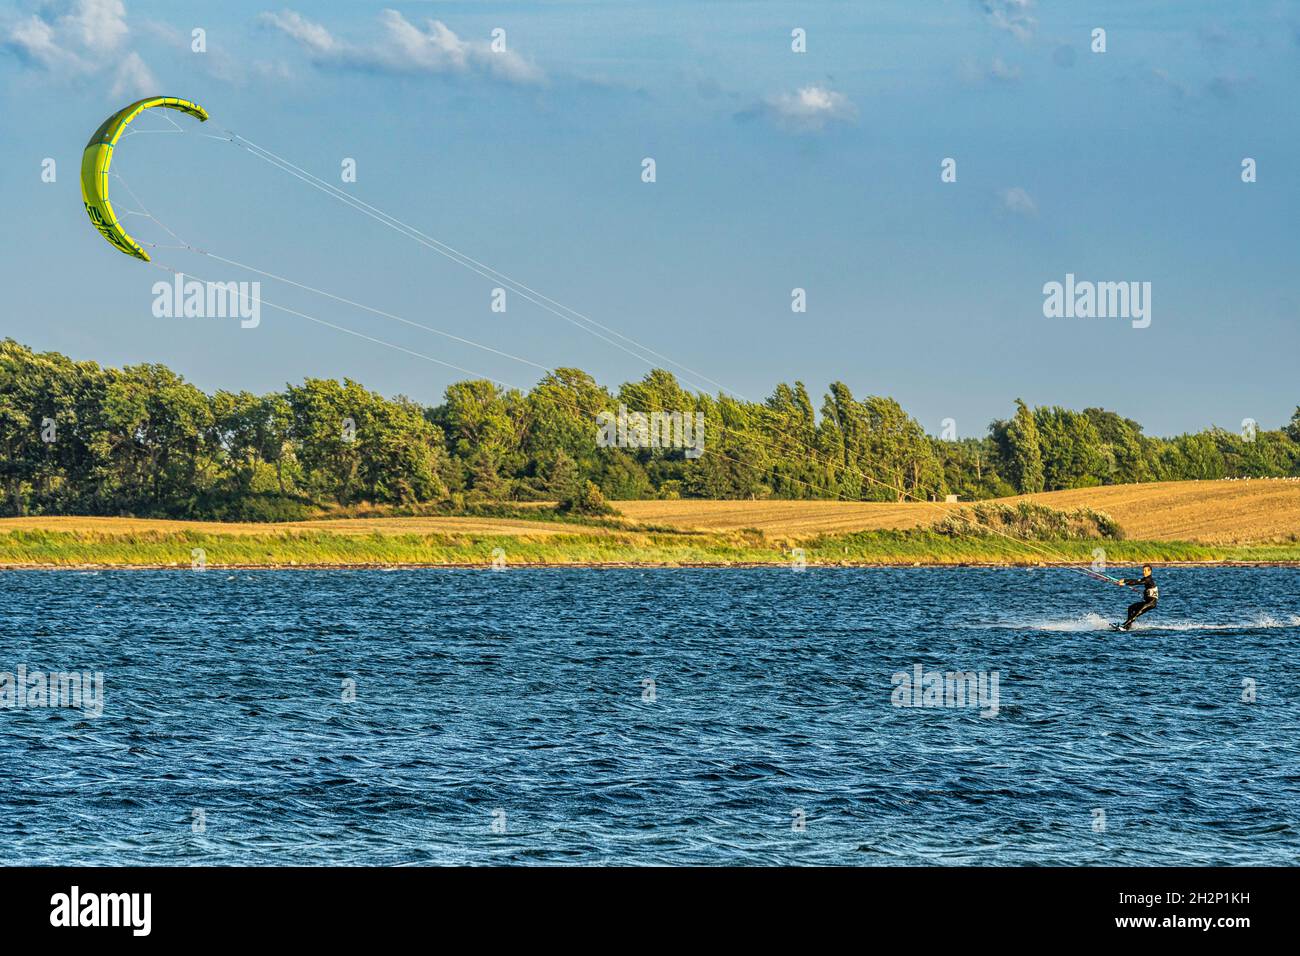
1114 565 1158 630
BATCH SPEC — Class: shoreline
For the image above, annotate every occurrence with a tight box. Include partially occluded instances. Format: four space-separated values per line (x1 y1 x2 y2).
6 518 1300 569
5 559 1300 571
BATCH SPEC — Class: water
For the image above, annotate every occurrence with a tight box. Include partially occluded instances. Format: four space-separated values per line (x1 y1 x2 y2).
2 567 1297 866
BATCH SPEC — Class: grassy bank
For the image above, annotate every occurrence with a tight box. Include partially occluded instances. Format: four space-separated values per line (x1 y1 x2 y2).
3 526 1300 568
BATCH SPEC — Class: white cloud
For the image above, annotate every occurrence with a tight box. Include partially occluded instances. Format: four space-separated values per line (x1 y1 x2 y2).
65 0 130 53
260 8 543 84
763 85 856 132
999 186 1037 217
978 0 1036 42
260 9 337 56
6 13 77 68
3 0 154 90
959 54 1028 86
111 49 156 97
989 56 1021 82
136 19 185 47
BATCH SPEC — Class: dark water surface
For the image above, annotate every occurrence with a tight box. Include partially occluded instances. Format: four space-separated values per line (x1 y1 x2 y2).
1 567 1297 865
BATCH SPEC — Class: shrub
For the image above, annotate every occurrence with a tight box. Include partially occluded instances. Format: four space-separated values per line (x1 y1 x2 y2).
199 492 317 523
558 480 617 516
932 501 1124 540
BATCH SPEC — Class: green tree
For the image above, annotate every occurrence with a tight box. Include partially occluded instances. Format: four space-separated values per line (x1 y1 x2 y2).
993 399 1045 494
1033 407 1104 490
286 378 365 503
1285 407 1300 445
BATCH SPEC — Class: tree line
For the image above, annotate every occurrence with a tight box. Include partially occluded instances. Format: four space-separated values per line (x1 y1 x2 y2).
3 339 1299 519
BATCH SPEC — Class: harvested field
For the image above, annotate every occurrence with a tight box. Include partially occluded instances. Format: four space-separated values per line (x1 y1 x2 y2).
4 479 1298 550
615 479 1300 545
0 514 603 538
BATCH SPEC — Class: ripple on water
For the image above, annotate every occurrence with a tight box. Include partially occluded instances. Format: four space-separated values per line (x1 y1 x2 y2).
1 566 1298 864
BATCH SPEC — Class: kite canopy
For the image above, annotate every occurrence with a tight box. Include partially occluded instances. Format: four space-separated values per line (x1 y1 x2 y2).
80 96 209 261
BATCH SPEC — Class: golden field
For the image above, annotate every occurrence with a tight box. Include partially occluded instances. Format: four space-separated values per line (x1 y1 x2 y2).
613 499 952 536
1 479 1298 549
616 479 1300 545
1016 480 1300 544
0 513 602 538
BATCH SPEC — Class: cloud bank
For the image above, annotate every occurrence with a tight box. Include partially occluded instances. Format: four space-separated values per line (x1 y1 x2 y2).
2 0 156 95
260 8 543 84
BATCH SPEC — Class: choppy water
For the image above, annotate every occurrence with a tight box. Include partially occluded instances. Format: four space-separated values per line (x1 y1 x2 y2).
1 567 1297 865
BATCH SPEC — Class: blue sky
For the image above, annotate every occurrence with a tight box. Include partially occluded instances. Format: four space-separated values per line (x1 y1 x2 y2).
1 0 1297 436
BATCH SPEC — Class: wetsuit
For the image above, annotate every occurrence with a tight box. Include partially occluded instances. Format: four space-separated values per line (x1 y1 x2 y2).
1116 573 1158 630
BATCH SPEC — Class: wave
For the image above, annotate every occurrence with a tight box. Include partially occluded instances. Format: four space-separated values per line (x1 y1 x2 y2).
1033 612 1112 632
1027 613 1300 632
